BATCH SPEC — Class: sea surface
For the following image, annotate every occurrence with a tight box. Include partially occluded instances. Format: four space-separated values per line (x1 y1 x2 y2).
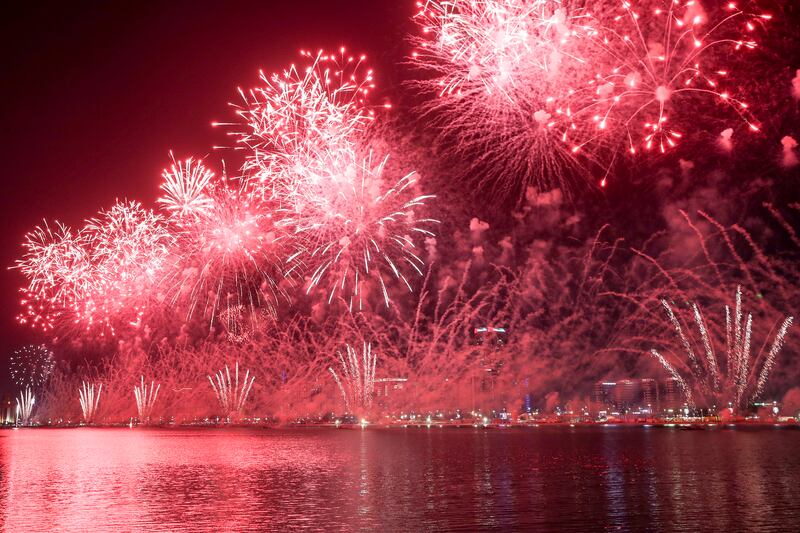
0 426 798 531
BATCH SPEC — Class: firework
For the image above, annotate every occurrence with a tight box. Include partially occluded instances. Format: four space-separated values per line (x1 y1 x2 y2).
15 222 92 333
133 376 160 421
160 182 289 327
9 344 55 389
81 200 172 334
563 0 770 159
16 201 172 339
158 153 215 220
225 48 382 194
650 286 793 411
16 387 35 426
15 221 90 302
79 381 102 424
410 0 599 198
329 342 377 413
293 150 437 310
413 0 592 99
207 362 255 419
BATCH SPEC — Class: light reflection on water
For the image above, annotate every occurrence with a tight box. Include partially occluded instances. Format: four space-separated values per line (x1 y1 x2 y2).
0 427 798 531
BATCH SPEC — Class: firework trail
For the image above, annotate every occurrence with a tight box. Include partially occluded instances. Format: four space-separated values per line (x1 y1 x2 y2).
207 362 255 419
650 286 793 411
133 376 160 421
564 0 770 161
16 387 35 426
649 348 694 407
293 150 437 310
410 0 601 198
9 344 55 389
79 381 102 424
329 342 377 413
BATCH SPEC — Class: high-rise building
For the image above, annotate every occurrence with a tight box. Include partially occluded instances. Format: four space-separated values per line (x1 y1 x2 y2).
614 380 642 411
662 378 683 411
471 326 508 347
593 379 659 413
641 379 658 412
374 377 408 401
593 381 617 409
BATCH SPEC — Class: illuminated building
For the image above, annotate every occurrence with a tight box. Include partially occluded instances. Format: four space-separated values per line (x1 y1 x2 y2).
614 380 641 411
593 381 617 410
374 377 407 400
641 379 658 412
662 378 682 411
593 379 659 414
471 326 508 347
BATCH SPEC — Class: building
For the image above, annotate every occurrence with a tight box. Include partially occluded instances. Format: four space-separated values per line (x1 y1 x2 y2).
374 377 408 408
467 326 509 403
641 379 658 412
593 378 660 414
662 378 683 411
614 380 641 411
593 381 617 410
471 326 508 347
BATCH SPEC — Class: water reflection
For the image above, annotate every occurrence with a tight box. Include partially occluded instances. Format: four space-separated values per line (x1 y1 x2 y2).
0 427 798 531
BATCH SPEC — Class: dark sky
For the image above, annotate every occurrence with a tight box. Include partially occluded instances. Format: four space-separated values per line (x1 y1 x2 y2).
0 1 407 377
2 2 798 399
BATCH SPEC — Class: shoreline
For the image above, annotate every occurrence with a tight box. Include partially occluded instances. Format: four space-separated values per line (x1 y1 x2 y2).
4 420 799 430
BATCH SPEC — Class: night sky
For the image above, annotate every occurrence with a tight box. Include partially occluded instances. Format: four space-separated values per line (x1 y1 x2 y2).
1 2 799 397
0 1 406 382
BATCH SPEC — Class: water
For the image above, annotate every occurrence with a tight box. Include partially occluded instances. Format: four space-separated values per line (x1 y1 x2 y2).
0 426 798 532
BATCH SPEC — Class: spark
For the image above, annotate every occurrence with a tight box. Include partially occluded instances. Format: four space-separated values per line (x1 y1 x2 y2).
9 344 54 389
329 342 377 413
15 201 172 339
79 381 102 424
133 376 160 421
16 387 35 426
294 150 437 310
160 183 290 327
563 0 768 161
228 48 381 195
410 0 600 199
207 362 255 419
651 286 793 412
158 153 215 220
